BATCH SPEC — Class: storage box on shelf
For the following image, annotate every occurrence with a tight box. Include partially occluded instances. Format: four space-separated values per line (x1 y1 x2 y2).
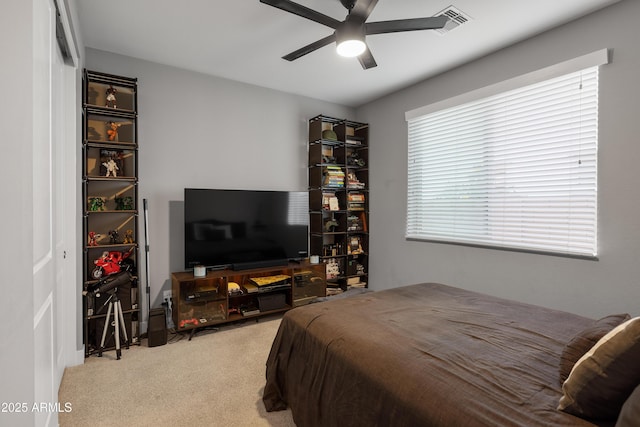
171 261 326 336
308 115 369 294
82 69 140 357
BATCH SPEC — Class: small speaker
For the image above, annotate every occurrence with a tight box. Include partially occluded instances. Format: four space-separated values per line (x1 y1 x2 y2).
147 308 167 347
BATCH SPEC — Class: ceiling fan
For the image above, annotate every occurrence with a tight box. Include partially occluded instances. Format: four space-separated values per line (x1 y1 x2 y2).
259 0 448 69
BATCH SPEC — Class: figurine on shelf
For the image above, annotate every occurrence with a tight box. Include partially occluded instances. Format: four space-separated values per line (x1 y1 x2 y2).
106 121 122 141
102 158 120 177
88 231 101 246
105 85 117 108
115 196 134 210
347 151 366 167
322 154 336 164
88 197 105 211
108 229 120 245
347 236 364 255
123 229 134 244
324 219 339 232
326 259 341 280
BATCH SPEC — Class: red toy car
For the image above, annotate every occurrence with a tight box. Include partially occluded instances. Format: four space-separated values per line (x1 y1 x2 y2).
179 318 199 328
91 247 135 279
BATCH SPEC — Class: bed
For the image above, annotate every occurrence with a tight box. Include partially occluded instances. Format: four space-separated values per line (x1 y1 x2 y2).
263 283 640 426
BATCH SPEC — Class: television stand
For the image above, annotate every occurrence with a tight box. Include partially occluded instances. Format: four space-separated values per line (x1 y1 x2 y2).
171 261 326 336
232 259 288 271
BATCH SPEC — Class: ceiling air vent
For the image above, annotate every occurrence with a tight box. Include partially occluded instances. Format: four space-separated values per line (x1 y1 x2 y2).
434 5 472 35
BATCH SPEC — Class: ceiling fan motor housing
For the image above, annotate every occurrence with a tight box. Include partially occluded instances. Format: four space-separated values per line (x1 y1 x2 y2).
336 20 366 57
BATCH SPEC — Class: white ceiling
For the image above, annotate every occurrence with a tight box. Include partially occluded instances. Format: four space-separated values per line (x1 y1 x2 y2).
77 0 620 107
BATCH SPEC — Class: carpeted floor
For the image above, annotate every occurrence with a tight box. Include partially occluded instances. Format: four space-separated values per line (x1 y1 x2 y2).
58 314 295 427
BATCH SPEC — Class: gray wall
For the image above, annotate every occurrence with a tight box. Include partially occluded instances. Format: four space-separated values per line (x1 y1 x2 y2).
357 0 640 318
85 48 353 317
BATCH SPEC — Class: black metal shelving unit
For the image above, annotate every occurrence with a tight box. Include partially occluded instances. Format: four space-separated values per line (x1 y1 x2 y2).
308 115 369 295
82 69 140 357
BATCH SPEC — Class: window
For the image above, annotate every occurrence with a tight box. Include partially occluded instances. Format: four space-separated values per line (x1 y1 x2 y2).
405 51 608 258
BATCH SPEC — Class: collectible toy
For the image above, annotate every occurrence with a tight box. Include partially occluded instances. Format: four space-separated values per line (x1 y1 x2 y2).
88 231 100 246
123 229 134 244
105 85 117 108
115 196 134 210
108 229 119 244
91 247 135 279
179 318 199 328
347 151 366 167
88 197 105 211
102 158 120 177
324 219 339 232
106 121 122 141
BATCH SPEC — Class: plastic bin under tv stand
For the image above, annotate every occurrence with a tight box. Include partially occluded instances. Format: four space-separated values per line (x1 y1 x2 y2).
171 260 326 336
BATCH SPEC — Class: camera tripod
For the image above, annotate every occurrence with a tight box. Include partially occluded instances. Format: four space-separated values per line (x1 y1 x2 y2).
98 287 129 360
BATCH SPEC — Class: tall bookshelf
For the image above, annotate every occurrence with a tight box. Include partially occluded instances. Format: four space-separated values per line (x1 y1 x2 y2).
82 70 140 357
308 115 369 294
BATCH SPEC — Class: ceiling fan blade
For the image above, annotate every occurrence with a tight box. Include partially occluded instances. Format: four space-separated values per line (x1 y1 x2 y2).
282 34 337 61
348 0 379 23
358 46 377 69
365 16 448 35
260 0 341 29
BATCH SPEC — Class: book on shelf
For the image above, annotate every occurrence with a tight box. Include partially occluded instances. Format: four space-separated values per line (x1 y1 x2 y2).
243 283 258 294
326 287 344 296
322 191 340 210
348 282 367 289
348 192 366 210
347 276 363 285
347 214 364 232
348 193 365 202
323 243 343 257
323 166 345 188
346 172 365 189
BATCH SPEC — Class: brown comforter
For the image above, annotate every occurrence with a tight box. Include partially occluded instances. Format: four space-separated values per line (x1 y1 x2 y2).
263 283 611 426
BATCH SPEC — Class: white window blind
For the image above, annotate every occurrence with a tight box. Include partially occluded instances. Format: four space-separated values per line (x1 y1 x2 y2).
406 65 600 257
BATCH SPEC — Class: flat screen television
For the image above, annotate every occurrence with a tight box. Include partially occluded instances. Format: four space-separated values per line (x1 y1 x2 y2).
184 188 309 270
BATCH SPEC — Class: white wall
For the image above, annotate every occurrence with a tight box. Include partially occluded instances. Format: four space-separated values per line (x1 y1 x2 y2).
357 0 640 319
85 48 353 322
0 1 36 425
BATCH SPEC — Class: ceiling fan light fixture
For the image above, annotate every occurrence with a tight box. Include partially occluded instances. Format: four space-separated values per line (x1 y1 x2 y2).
336 39 366 57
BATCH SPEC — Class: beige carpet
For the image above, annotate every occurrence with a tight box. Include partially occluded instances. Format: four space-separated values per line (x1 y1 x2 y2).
58 315 295 427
